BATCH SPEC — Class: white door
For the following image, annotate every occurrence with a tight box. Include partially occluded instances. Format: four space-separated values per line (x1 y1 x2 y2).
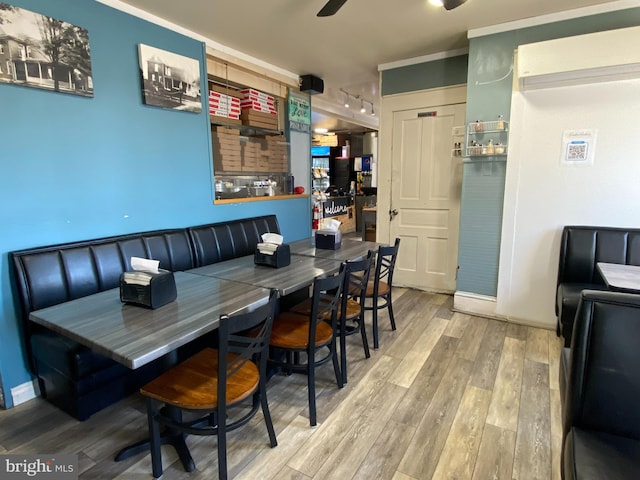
389 103 465 293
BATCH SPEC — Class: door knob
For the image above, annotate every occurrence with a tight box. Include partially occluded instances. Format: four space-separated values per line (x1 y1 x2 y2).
389 209 398 221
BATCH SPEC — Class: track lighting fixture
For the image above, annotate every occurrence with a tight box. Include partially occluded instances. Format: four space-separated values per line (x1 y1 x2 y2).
340 88 376 116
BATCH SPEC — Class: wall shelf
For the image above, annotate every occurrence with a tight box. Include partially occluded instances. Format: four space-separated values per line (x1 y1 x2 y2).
465 119 509 158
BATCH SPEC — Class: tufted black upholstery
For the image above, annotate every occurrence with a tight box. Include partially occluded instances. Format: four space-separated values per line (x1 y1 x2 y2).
10 216 280 420
561 290 640 480
556 226 640 346
188 216 280 267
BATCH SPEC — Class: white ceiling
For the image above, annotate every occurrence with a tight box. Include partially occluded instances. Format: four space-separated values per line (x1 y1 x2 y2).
110 0 632 132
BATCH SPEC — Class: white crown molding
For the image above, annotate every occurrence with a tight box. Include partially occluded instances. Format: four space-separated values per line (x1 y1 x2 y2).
468 0 640 39
95 0 299 82
378 47 469 71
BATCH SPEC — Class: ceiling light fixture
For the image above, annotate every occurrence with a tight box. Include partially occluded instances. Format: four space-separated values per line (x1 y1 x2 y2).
370 103 375 116
428 0 444 6
340 89 376 115
314 127 329 134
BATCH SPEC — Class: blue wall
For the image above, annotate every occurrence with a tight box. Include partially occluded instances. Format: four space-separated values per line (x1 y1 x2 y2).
0 0 310 406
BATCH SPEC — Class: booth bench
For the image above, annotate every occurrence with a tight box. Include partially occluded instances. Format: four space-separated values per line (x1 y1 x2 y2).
556 225 640 347
10 215 280 420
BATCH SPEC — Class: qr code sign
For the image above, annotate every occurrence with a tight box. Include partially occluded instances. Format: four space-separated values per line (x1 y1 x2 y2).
567 142 588 161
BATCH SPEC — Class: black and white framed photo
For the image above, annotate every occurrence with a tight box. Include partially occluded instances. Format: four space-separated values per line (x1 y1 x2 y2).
138 43 202 113
0 3 93 96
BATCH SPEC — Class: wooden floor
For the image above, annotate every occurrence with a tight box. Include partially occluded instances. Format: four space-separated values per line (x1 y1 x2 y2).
0 288 563 479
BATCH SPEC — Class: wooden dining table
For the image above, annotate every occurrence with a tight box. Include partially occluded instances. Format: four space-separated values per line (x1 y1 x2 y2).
29 271 271 472
288 237 380 262
188 253 343 297
29 271 271 369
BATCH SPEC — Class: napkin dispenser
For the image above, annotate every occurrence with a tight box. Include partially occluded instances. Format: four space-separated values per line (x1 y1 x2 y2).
254 243 291 268
315 229 342 250
119 269 177 309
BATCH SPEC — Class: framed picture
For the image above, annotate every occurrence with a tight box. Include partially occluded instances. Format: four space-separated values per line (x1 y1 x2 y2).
138 43 201 113
0 3 93 96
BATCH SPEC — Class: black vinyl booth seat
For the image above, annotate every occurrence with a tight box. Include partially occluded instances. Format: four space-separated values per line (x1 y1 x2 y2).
561 290 640 480
556 226 640 347
10 216 280 420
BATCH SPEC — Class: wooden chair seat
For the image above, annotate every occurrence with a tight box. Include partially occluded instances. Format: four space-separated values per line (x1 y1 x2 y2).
290 298 331 319
343 298 362 320
141 348 259 410
139 290 278 480
270 312 333 349
366 279 390 296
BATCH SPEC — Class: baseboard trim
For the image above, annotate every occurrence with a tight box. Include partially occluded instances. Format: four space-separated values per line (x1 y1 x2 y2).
454 291 555 331
11 380 38 406
454 291 502 319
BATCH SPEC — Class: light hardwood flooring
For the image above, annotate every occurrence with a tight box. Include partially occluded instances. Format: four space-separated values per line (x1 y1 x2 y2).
0 288 564 479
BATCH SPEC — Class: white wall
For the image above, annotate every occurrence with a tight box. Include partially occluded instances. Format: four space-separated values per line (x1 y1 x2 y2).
497 78 640 328
290 129 311 194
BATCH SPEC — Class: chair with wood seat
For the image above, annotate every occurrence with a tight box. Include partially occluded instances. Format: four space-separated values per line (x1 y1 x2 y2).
140 290 278 480
290 251 374 384
269 268 345 426
365 238 401 349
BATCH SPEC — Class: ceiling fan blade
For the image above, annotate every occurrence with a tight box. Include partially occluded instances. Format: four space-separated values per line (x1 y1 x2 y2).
317 0 348 17
443 0 468 10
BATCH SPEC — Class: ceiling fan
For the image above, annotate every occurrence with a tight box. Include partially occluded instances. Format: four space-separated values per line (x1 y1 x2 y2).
317 0 468 17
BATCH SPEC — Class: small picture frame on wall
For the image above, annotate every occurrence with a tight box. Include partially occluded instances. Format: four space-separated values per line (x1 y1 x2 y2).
0 3 93 97
138 43 202 113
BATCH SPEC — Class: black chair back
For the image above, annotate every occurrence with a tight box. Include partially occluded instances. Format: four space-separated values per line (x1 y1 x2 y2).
341 251 374 319
218 289 278 406
374 237 400 293
565 290 640 441
309 268 345 346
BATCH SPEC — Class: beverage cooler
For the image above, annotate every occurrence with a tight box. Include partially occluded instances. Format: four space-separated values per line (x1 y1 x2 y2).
311 145 330 193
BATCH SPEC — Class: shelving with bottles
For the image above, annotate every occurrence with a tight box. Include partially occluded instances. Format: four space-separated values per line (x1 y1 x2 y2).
465 117 509 158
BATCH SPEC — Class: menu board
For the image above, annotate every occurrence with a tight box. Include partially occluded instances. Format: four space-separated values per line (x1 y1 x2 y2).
288 90 311 133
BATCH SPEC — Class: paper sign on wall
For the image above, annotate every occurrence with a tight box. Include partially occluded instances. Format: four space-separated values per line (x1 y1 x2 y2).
561 129 597 166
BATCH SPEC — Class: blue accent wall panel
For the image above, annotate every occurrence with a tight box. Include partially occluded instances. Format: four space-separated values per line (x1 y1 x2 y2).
381 55 468 95
0 0 309 405
457 7 640 297
456 162 506 296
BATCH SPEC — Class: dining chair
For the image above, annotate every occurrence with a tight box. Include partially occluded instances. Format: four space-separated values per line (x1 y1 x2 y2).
269 268 345 426
290 251 374 384
364 238 401 349
139 290 278 480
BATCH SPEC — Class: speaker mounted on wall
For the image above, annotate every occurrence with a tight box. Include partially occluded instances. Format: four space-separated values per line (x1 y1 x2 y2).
300 74 324 95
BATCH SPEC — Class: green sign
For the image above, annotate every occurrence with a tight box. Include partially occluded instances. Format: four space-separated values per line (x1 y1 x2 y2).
288 90 311 133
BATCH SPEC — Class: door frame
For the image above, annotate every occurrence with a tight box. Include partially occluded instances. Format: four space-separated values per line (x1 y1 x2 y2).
377 84 467 245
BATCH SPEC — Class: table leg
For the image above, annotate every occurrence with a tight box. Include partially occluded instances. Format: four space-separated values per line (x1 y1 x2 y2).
114 405 195 472
115 351 195 472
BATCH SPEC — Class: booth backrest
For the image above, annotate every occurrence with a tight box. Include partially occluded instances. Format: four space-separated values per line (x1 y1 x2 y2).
188 215 281 267
565 290 640 440
11 229 195 335
11 215 280 337
557 226 640 286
